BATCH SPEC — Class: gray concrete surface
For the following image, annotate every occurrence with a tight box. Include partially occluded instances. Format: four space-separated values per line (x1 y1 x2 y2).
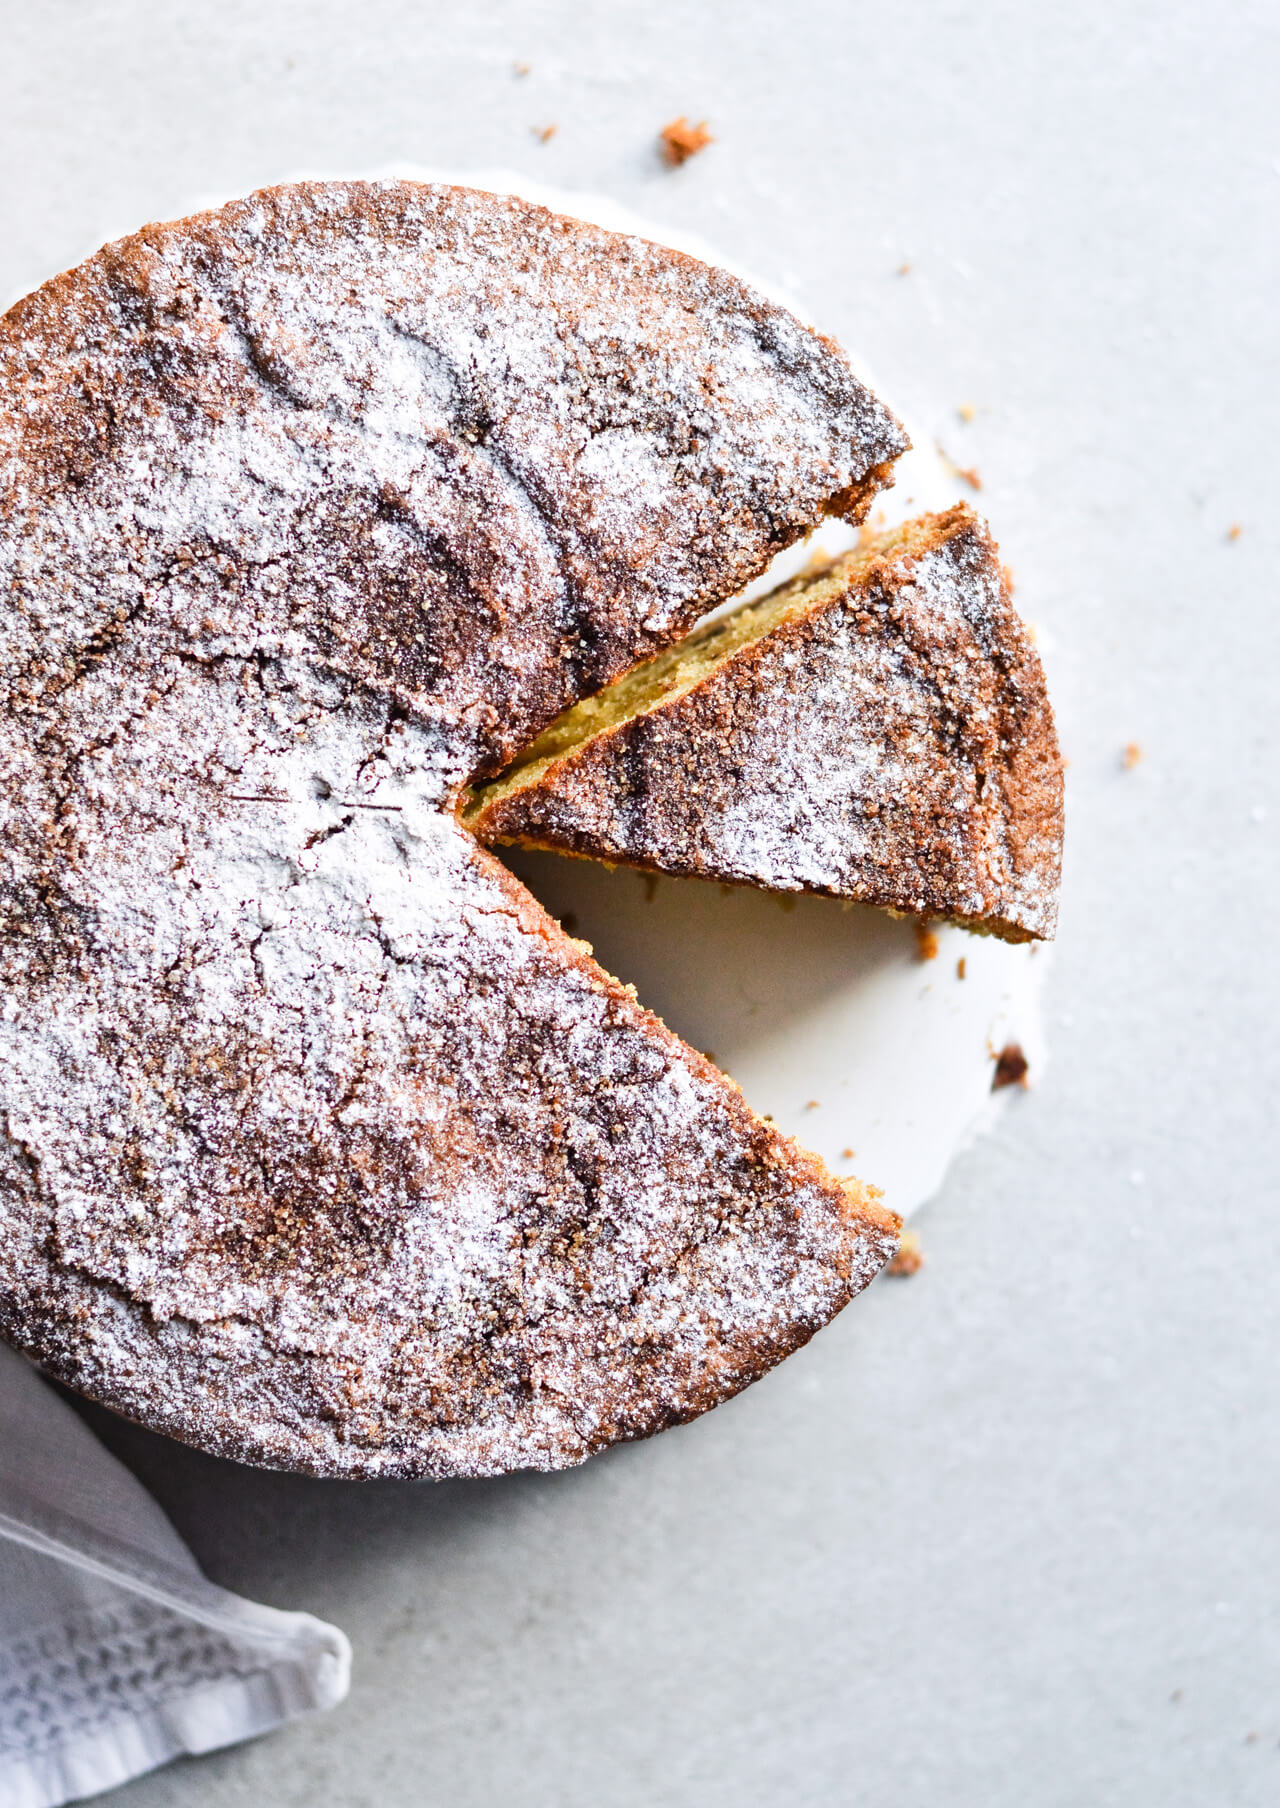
2 2 1277 1802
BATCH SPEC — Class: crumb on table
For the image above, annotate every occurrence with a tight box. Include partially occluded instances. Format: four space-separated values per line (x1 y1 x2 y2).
1226 522 1243 541
897 261 912 276
513 60 532 76
915 921 939 961
660 117 713 166
936 443 983 490
1122 741 1142 769
842 1148 855 1160
956 956 966 980
534 123 558 143
957 402 977 423
887 1232 924 1277
992 1042 1030 1090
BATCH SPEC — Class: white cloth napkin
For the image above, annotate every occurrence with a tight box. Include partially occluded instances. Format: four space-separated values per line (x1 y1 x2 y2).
0 1344 350 1808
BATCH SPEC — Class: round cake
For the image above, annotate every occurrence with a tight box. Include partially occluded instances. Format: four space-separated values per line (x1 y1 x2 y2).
0 181 906 1478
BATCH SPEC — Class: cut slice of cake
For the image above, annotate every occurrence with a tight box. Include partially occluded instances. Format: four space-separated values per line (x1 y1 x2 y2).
466 505 1063 943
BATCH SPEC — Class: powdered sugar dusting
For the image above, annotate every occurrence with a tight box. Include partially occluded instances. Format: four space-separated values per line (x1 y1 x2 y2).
0 181 902 1477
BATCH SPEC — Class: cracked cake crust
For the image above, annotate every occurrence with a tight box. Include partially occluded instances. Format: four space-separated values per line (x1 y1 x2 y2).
0 180 903 1479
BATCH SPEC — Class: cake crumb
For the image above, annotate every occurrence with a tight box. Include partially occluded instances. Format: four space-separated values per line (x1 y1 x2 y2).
660 117 713 166
805 1099 820 1110
956 956 966 980
533 124 558 144
936 443 983 490
915 922 939 961
842 1148 855 1160
887 1232 924 1277
897 261 912 276
992 1043 1030 1090
1226 522 1243 541
513 60 532 76
957 402 977 423
1122 741 1143 769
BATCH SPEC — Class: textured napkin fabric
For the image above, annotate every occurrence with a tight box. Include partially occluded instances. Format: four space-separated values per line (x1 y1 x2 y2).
0 1345 350 1808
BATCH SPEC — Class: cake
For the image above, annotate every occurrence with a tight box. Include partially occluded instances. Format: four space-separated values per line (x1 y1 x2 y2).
0 180 907 1479
466 507 1063 942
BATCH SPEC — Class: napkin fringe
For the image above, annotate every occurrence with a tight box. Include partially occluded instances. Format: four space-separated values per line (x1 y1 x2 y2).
0 1407 350 1808
2 1657 333 1808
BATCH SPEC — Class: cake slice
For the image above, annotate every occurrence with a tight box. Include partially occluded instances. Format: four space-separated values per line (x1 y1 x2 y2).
466 506 1063 943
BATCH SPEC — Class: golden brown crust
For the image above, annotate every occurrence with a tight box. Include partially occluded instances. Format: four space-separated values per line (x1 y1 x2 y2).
470 506 1063 943
0 181 905 1479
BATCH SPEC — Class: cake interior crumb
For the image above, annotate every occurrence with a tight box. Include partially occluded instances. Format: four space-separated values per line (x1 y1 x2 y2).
463 515 939 824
